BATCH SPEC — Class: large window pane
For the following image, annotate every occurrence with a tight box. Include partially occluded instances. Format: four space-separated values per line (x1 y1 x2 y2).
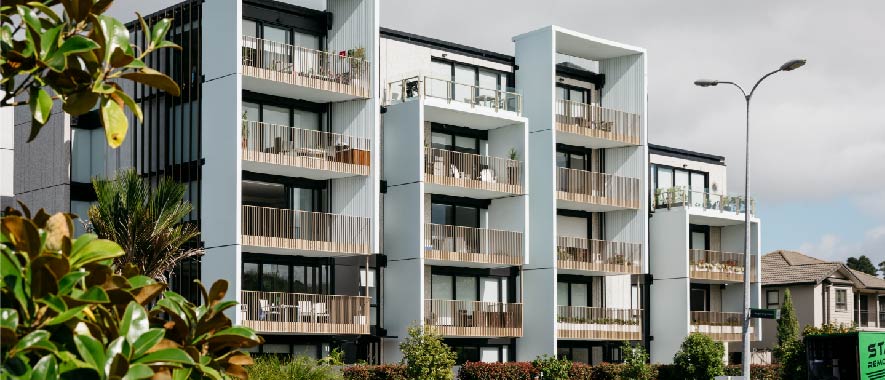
431 133 451 150
290 187 315 212
556 152 568 168
455 276 477 301
292 266 307 293
569 88 586 104
656 167 673 190
262 264 288 292
454 136 477 153
263 25 288 44
691 231 707 250
557 282 568 307
242 19 257 38
293 108 319 131
454 206 478 228
262 105 289 126
571 283 588 307
291 30 319 49
431 275 453 299
690 288 707 311
675 170 689 190
480 277 499 302
243 263 260 291
454 64 475 102
431 204 451 225
477 69 497 100
570 154 586 171
480 347 499 363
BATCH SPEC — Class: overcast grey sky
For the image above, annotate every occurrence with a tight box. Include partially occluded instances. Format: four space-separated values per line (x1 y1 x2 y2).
111 0 885 264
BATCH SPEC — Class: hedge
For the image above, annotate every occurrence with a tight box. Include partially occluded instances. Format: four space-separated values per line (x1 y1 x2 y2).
458 362 537 380
342 364 408 380
723 364 782 380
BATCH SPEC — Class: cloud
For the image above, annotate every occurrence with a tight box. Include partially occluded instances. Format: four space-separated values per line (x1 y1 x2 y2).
797 225 885 263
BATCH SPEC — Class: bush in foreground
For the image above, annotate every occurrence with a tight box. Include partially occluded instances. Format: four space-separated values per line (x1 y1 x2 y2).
342 364 407 380
673 333 725 380
248 355 342 380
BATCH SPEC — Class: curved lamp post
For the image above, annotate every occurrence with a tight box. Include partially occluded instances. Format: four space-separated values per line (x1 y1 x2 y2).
694 58 805 378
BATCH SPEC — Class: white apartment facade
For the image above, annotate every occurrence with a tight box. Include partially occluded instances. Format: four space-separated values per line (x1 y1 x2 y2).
6 0 769 366
649 145 762 364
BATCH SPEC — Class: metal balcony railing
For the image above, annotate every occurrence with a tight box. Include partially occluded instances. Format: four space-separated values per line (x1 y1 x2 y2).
556 306 643 340
424 223 524 266
555 99 641 145
387 76 522 114
424 147 522 194
557 237 641 274
690 311 750 341
424 299 523 338
689 249 757 282
242 120 370 175
242 36 370 98
241 205 371 255
240 290 369 334
556 167 641 209
654 187 756 215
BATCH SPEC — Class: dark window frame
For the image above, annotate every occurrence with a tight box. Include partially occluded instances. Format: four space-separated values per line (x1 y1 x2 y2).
429 266 518 303
766 289 780 308
835 288 848 311
430 57 513 92
242 254 333 294
652 163 710 192
557 275 598 307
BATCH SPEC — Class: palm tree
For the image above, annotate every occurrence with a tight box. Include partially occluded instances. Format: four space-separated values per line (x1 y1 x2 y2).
88 169 202 282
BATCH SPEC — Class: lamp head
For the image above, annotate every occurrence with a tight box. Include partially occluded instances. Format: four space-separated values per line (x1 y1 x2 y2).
780 59 807 71
694 79 719 87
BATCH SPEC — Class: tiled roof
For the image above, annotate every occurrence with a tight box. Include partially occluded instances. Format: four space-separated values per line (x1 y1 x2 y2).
762 251 841 286
850 269 885 290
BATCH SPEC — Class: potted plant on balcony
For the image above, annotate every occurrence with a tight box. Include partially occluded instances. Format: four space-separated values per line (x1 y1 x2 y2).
242 110 249 151
507 147 520 186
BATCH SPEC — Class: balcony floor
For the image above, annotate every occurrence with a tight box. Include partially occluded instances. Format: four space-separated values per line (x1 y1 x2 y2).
556 198 638 212
243 74 366 103
556 129 638 149
425 181 521 199
424 98 525 129
242 159 367 181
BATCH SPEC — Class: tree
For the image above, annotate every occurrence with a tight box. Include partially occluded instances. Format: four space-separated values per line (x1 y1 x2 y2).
777 289 800 346
0 208 262 379
673 333 725 380
1 1 181 148
846 255 877 276
88 169 201 282
399 324 456 380
879 260 885 279
621 341 655 380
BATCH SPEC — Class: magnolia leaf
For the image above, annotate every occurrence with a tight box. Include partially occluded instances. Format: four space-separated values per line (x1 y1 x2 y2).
120 68 180 96
60 0 91 22
16 5 42 34
1 215 42 257
74 334 106 370
150 19 172 47
207 280 227 306
154 40 180 50
44 305 87 326
32 355 59 380
29 86 52 127
112 88 142 122
39 25 63 61
26 2 62 23
122 363 154 380
45 35 100 72
93 14 133 64
62 90 99 116
12 330 57 355
57 271 89 295
0 308 18 347
132 329 165 358
69 236 123 268
133 348 195 366
100 96 127 148
119 302 150 345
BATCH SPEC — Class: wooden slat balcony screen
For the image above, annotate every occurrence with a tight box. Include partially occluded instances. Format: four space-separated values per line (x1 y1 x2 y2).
424 148 522 194
555 99 641 145
690 311 753 342
387 76 522 114
556 167 640 209
424 299 523 338
424 223 524 266
242 121 370 175
689 249 757 282
654 187 756 215
241 205 371 255
240 290 369 335
556 306 643 340
557 237 641 274
242 36 370 98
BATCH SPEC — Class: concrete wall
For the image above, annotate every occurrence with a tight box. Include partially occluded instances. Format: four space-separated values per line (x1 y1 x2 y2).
649 207 690 363
755 284 821 350
13 99 71 213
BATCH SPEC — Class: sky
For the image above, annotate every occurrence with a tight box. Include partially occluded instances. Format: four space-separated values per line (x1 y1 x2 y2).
110 0 885 265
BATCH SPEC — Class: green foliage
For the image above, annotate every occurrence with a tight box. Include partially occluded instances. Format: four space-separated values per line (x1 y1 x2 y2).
672 333 725 380
399 324 456 380
722 364 783 380
775 339 806 380
621 342 654 380
0 0 181 148
846 255 878 276
319 348 345 366
803 323 856 336
777 289 800 347
342 364 407 380
248 355 342 380
0 208 262 379
531 355 571 380
879 260 885 278
89 169 201 282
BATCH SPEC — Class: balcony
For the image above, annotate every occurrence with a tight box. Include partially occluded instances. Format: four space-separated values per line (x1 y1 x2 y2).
424 223 524 266
655 187 756 217
689 249 757 283
557 237 641 275
424 299 523 338
556 167 641 211
387 76 524 129
690 311 753 342
241 121 370 180
557 306 643 341
242 36 370 102
555 99 641 148
240 291 369 335
424 148 522 198
241 205 371 256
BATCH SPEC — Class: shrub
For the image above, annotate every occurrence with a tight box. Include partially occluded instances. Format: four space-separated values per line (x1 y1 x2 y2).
589 362 622 380
531 355 571 380
457 361 537 380
568 362 594 380
342 364 407 380
399 325 456 380
621 342 654 380
723 364 782 380
0 209 262 379
248 355 342 380
654 364 680 380
672 333 725 380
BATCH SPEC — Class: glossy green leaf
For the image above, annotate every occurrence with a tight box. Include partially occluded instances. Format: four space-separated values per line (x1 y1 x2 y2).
25 2 61 23
39 25 63 61
1 215 41 257
16 5 42 34
122 363 153 380
45 35 100 72
29 87 52 126
99 96 127 148
69 237 123 268
45 305 87 325
74 334 106 370
70 233 97 256
119 302 149 344
154 40 180 50
58 271 89 294
94 14 133 64
75 286 109 303
126 276 155 289
0 248 23 280
120 68 180 96
32 355 59 380
12 330 57 355
133 348 194 366
1 308 18 330
113 88 142 122
131 328 165 358
212 327 261 342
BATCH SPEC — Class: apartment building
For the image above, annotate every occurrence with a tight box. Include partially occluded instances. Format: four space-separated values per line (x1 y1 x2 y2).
755 250 885 352
648 144 762 364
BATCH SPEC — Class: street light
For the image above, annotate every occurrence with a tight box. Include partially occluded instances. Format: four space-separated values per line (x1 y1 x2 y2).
695 58 805 379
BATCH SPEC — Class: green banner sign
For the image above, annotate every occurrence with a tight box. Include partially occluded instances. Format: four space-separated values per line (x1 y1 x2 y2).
860 332 885 380
749 308 780 319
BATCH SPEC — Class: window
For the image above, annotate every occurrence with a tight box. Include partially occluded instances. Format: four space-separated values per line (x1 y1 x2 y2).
555 84 592 104
361 268 378 325
690 287 708 312
430 271 514 303
766 290 780 308
430 58 511 92
71 128 107 183
557 278 596 307
835 289 847 311
241 259 331 294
